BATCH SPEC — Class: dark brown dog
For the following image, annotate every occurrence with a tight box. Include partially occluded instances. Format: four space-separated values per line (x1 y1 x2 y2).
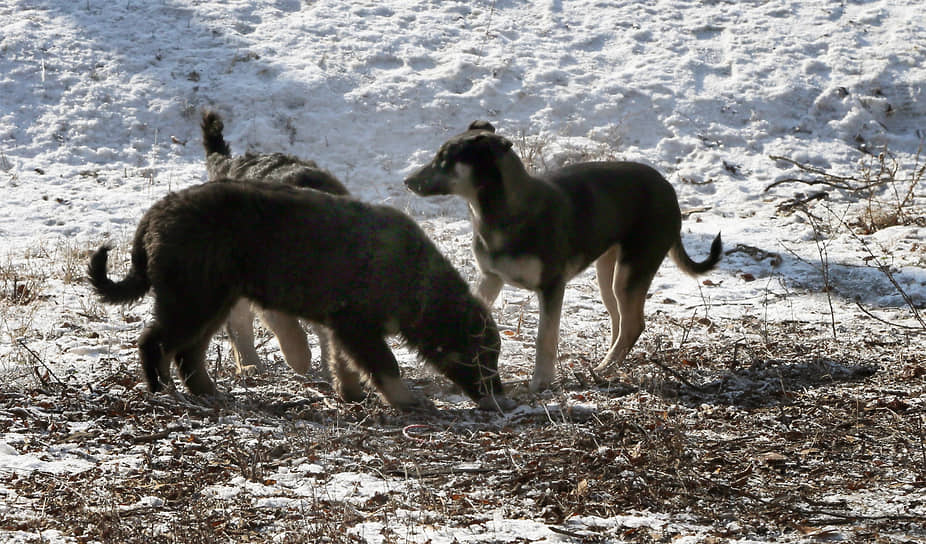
405 121 722 392
88 180 510 411
201 110 348 378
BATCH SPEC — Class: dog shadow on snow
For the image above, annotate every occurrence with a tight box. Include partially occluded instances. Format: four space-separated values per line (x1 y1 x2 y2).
722 240 926 311
543 353 880 414
664 357 877 410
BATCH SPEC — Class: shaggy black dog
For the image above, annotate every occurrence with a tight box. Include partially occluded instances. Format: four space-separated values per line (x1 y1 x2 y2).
201 110 349 380
88 180 510 411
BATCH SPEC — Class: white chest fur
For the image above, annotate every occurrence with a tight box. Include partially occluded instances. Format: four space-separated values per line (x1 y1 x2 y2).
488 255 544 290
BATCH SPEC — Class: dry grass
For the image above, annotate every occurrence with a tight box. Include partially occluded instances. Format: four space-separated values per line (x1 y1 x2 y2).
1 313 924 543
512 127 622 175
768 147 926 234
1 147 924 542
0 255 46 307
768 147 926 334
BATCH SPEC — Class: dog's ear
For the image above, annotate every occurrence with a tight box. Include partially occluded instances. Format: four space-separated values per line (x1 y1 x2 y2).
486 135 513 156
464 133 513 156
468 120 496 133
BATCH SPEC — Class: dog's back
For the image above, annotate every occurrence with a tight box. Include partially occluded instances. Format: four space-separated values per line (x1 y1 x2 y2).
226 153 349 196
517 161 681 274
200 110 348 196
145 181 445 323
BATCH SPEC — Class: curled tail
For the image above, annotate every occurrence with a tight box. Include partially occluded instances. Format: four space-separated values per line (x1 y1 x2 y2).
670 232 723 276
87 245 150 304
201 110 231 157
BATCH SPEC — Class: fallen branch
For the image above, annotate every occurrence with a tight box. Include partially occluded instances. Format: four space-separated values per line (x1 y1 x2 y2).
724 243 783 266
854 301 925 332
131 430 172 444
17 339 66 388
775 190 828 214
766 155 891 193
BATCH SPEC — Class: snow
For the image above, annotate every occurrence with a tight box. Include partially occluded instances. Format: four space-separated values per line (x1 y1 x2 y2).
1 0 925 542
0 438 94 475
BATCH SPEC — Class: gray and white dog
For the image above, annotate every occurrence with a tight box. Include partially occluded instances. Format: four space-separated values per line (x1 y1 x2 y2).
405 121 722 392
88 180 510 411
201 110 348 378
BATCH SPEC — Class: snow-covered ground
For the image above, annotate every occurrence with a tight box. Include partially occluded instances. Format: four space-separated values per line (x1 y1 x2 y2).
1 1 924 542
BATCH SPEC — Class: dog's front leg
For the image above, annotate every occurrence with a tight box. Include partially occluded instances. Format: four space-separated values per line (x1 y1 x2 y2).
475 272 504 306
318 326 365 403
330 321 429 411
531 283 565 392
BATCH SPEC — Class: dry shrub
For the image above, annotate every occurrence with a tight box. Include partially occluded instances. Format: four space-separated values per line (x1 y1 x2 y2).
0 258 45 306
768 146 925 233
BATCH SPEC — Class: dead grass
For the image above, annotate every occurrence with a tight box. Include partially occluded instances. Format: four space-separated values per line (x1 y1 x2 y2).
768 148 926 334
512 127 622 175
0 255 46 307
1 146 924 542
1 314 924 543
768 147 926 234
511 128 551 174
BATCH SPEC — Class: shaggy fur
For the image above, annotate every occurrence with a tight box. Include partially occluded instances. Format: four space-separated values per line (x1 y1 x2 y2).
202 111 348 195
201 110 350 379
88 180 509 411
405 121 722 392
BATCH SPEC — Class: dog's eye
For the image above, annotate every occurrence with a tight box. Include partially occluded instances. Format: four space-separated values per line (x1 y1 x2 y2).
437 152 451 170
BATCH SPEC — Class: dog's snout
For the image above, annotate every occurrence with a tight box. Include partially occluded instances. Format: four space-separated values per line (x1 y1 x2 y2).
403 168 425 190
404 162 447 196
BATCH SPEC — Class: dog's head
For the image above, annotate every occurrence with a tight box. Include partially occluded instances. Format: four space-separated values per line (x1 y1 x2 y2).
404 121 514 199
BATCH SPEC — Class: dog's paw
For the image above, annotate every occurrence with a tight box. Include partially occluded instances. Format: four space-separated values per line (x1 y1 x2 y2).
376 376 435 413
336 382 367 404
199 390 233 408
392 395 438 414
528 373 553 394
235 363 265 377
477 394 518 413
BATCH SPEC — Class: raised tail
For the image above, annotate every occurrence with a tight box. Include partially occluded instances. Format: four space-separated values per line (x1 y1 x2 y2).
669 232 723 276
87 245 150 304
201 110 231 158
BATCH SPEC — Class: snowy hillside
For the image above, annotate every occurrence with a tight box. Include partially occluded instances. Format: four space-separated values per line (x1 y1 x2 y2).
1 1 924 542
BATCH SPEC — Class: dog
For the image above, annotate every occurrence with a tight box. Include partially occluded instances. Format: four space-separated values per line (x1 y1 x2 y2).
404 121 722 392
201 110 349 378
88 179 510 411
202 111 348 195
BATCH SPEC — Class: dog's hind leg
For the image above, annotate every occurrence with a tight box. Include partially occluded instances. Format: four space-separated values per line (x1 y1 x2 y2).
312 324 334 381
258 309 312 376
594 246 622 352
172 305 238 396
531 283 566 393
329 320 422 411
225 299 264 375
138 324 174 393
147 291 233 396
595 262 656 372
319 327 365 403
175 334 218 397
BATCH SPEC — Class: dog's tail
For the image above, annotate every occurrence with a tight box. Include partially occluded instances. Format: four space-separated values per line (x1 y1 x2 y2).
87 244 151 304
669 233 723 276
201 110 231 158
